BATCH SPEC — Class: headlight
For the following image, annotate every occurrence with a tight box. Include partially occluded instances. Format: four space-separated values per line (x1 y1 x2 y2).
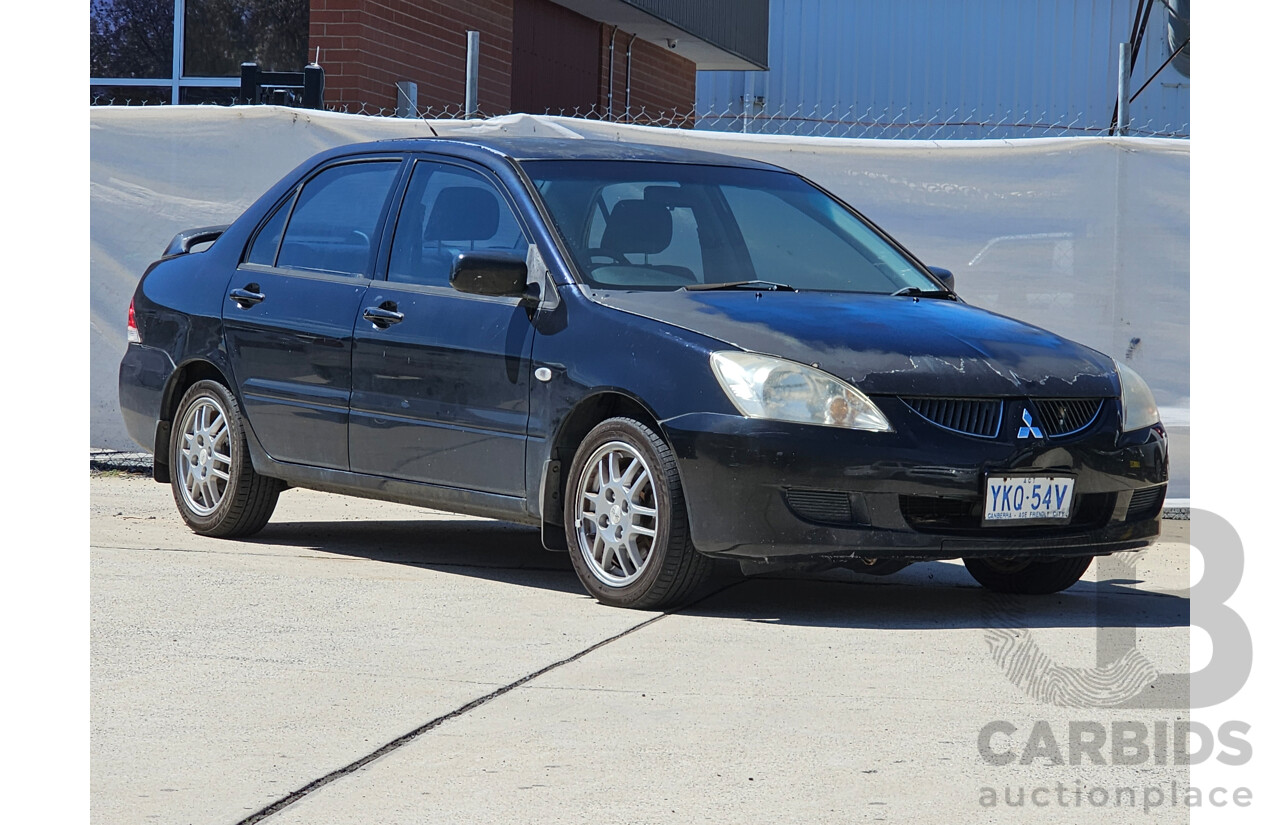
1116 361 1160 431
710 351 893 432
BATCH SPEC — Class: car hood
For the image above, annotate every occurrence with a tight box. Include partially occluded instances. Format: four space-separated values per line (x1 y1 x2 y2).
593 290 1119 397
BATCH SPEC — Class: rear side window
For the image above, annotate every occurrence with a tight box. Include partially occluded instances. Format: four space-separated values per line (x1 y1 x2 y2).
275 161 400 277
387 161 528 287
244 195 292 266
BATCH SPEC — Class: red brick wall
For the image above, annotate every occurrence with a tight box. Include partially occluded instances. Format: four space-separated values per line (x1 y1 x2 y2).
597 26 696 125
511 0 599 115
309 0 696 121
309 0 514 115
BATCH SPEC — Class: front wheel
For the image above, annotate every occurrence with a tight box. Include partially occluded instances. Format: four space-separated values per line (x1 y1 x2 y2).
564 417 713 610
169 379 281 537
963 555 1093 594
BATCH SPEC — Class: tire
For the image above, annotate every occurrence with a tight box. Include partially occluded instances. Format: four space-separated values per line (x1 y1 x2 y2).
169 379 281 537
564 417 714 610
962 555 1093 595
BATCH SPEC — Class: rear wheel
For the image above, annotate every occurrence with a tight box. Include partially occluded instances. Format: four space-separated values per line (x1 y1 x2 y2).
564 417 713 609
170 380 281 537
963 555 1093 594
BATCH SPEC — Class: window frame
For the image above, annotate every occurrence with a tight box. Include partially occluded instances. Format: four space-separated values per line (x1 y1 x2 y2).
91 0 245 104
237 155 407 283
241 190 297 269
376 154 536 300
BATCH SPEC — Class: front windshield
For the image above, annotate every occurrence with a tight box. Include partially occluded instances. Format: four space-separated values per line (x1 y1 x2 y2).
524 160 938 293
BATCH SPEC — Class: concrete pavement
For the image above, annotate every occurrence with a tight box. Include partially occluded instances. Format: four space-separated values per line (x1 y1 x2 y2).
91 473 1191 824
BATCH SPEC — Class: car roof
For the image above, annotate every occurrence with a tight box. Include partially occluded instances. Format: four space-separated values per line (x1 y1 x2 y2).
362 135 786 171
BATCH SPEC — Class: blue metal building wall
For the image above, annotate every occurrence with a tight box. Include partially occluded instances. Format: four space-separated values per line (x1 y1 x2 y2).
696 0 1190 138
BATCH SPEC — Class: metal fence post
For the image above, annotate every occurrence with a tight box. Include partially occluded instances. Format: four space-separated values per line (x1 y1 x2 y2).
465 31 480 118
240 63 259 104
171 0 185 104
396 80 418 118
1116 42 1131 136
302 64 324 109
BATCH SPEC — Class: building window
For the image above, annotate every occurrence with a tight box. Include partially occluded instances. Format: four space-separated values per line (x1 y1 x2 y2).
90 0 309 105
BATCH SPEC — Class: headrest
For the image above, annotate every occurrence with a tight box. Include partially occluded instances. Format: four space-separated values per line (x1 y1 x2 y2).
424 186 499 241
601 199 672 255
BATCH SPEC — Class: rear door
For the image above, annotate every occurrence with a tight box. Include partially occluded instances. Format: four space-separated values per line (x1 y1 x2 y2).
224 156 403 470
349 156 535 496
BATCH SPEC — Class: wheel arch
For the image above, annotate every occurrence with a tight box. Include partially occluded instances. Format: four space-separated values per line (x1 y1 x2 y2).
552 399 715 608
153 360 236 483
552 390 663 462
538 390 666 545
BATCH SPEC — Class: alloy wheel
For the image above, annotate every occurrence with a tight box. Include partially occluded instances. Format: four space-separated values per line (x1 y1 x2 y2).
176 395 232 517
574 440 660 587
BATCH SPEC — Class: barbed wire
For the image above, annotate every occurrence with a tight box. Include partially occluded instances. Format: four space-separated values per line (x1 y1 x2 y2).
88 94 1189 140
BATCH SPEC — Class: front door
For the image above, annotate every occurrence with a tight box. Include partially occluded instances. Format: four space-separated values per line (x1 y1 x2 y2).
349 158 535 496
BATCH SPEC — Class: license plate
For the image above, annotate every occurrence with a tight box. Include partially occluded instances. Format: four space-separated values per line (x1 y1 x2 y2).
984 476 1074 522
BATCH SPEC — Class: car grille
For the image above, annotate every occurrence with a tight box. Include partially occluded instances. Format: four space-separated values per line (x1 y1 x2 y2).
900 396 1106 439
784 489 859 527
1030 398 1105 437
900 397 1002 438
1125 486 1166 522
900 492 1115 535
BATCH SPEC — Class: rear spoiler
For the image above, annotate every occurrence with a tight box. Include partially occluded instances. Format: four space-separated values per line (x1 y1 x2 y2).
163 225 230 257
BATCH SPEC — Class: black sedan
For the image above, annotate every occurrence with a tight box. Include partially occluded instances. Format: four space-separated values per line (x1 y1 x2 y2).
118 137 1167 609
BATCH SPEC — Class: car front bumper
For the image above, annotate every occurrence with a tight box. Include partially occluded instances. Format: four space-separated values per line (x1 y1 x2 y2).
661 401 1167 563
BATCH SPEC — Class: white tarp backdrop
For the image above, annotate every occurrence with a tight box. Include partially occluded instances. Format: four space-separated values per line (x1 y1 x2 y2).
90 106 1189 497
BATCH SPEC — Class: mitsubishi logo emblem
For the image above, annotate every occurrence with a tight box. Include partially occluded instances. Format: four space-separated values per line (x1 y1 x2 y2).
1017 407 1044 439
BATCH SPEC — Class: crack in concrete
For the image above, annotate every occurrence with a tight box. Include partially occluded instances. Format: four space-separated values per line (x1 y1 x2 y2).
233 580 741 824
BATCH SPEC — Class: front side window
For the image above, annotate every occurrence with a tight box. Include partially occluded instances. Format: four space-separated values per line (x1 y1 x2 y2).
388 161 529 287
275 161 400 277
527 161 935 293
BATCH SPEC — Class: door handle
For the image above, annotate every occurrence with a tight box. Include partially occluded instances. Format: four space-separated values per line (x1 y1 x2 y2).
229 284 265 308
363 304 404 328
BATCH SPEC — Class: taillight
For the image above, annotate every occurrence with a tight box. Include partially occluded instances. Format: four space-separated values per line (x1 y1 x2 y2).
127 298 141 344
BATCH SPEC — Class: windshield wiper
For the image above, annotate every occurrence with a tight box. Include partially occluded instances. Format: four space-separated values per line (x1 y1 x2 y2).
891 286 955 299
685 280 797 292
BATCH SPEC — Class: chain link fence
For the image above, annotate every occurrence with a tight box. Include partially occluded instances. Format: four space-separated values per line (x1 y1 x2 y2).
696 106 1188 139
88 94 1189 139
90 449 154 476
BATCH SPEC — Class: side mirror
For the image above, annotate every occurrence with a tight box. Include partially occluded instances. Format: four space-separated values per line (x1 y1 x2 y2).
927 266 955 293
450 251 531 302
